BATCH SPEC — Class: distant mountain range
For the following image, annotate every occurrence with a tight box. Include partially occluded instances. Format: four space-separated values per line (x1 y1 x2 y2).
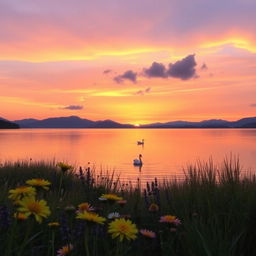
0 117 19 129
14 116 134 128
3 115 256 129
140 117 256 128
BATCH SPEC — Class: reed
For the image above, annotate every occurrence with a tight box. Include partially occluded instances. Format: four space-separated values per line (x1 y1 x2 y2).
0 157 255 255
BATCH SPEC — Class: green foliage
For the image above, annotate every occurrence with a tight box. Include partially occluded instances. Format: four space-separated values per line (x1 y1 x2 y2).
0 157 255 255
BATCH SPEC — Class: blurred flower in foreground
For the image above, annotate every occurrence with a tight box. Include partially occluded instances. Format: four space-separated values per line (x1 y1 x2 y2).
99 194 123 201
148 203 159 212
159 215 181 225
57 162 73 173
57 244 73 256
76 211 106 225
14 212 28 221
17 196 51 223
140 229 156 238
8 186 36 201
108 218 138 242
78 202 94 213
48 222 60 227
26 179 51 190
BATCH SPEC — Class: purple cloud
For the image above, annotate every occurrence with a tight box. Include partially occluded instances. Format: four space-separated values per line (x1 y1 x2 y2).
250 104 256 107
134 87 151 96
142 54 198 81
201 63 208 70
103 69 112 74
114 70 137 83
167 54 197 80
62 105 84 110
144 62 167 78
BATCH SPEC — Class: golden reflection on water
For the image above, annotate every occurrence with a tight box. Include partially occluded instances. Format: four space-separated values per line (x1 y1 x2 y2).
0 129 256 184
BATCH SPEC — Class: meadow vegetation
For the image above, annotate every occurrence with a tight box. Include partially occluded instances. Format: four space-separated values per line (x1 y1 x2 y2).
0 157 255 256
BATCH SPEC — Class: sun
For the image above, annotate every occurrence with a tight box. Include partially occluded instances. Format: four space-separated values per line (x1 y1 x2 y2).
134 124 140 127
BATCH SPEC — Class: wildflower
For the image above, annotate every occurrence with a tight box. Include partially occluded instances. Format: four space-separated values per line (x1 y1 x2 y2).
57 244 73 256
148 203 159 212
108 218 138 242
117 200 127 207
8 186 36 202
26 179 51 190
159 215 177 223
78 202 94 213
76 212 106 225
17 196 51 223
108 212 120 219
98 197 107 201
14 212 28 221
57 162 73 173
65 205 76 213
99 194 123 201
48 222 60 227
173 218 181 226
140 229 156 238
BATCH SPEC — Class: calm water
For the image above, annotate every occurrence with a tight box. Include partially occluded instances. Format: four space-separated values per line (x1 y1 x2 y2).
1 128 256 183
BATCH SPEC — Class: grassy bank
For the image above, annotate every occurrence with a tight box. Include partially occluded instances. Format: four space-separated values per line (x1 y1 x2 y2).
0 158 255 256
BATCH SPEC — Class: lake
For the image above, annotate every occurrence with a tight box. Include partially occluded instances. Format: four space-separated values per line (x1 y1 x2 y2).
1 128 256 184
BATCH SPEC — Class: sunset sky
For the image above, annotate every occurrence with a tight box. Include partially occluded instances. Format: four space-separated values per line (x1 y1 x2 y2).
1 0 256 124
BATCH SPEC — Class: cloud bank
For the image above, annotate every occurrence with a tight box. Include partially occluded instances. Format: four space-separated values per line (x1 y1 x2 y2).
114 54 198 83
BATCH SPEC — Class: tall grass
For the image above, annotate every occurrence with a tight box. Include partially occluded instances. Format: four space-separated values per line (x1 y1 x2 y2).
0 157 255 255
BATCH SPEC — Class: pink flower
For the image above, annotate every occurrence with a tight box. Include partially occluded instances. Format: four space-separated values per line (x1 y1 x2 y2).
140 229 156 238
57 244 73 256
159 215 176 223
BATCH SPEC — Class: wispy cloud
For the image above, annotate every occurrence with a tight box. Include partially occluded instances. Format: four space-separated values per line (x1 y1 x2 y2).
134 87 151 96
103 69 112 74
62 105 84 110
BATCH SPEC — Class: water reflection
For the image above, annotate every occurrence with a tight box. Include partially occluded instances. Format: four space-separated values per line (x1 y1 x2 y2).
0 128 256 184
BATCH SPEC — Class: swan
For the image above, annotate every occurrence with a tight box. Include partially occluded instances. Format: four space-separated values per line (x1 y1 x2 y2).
133 154 143 166
137 139 144 145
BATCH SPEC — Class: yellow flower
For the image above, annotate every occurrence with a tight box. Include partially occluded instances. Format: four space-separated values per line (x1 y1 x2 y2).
57 244 73 256
108 218 138 242
8 186 36 201
140 229 156 238
48 222 60 227
57 162 73 172
76 211 106 225
78 202 94 213
99 194 123 201
159 215 176 223
148 203 159 212
14 212 28 221
26 179 51 190
17 196 51 223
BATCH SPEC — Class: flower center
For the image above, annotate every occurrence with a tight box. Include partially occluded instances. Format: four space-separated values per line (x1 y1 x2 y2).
119 224 129 233
28 202 41 214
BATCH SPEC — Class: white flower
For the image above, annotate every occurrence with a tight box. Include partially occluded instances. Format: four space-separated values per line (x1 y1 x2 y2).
98 197 107 201
108 212 120 219
173 218 182 226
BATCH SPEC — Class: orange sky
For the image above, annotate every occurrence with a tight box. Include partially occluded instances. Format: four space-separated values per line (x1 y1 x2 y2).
1 0 256 124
